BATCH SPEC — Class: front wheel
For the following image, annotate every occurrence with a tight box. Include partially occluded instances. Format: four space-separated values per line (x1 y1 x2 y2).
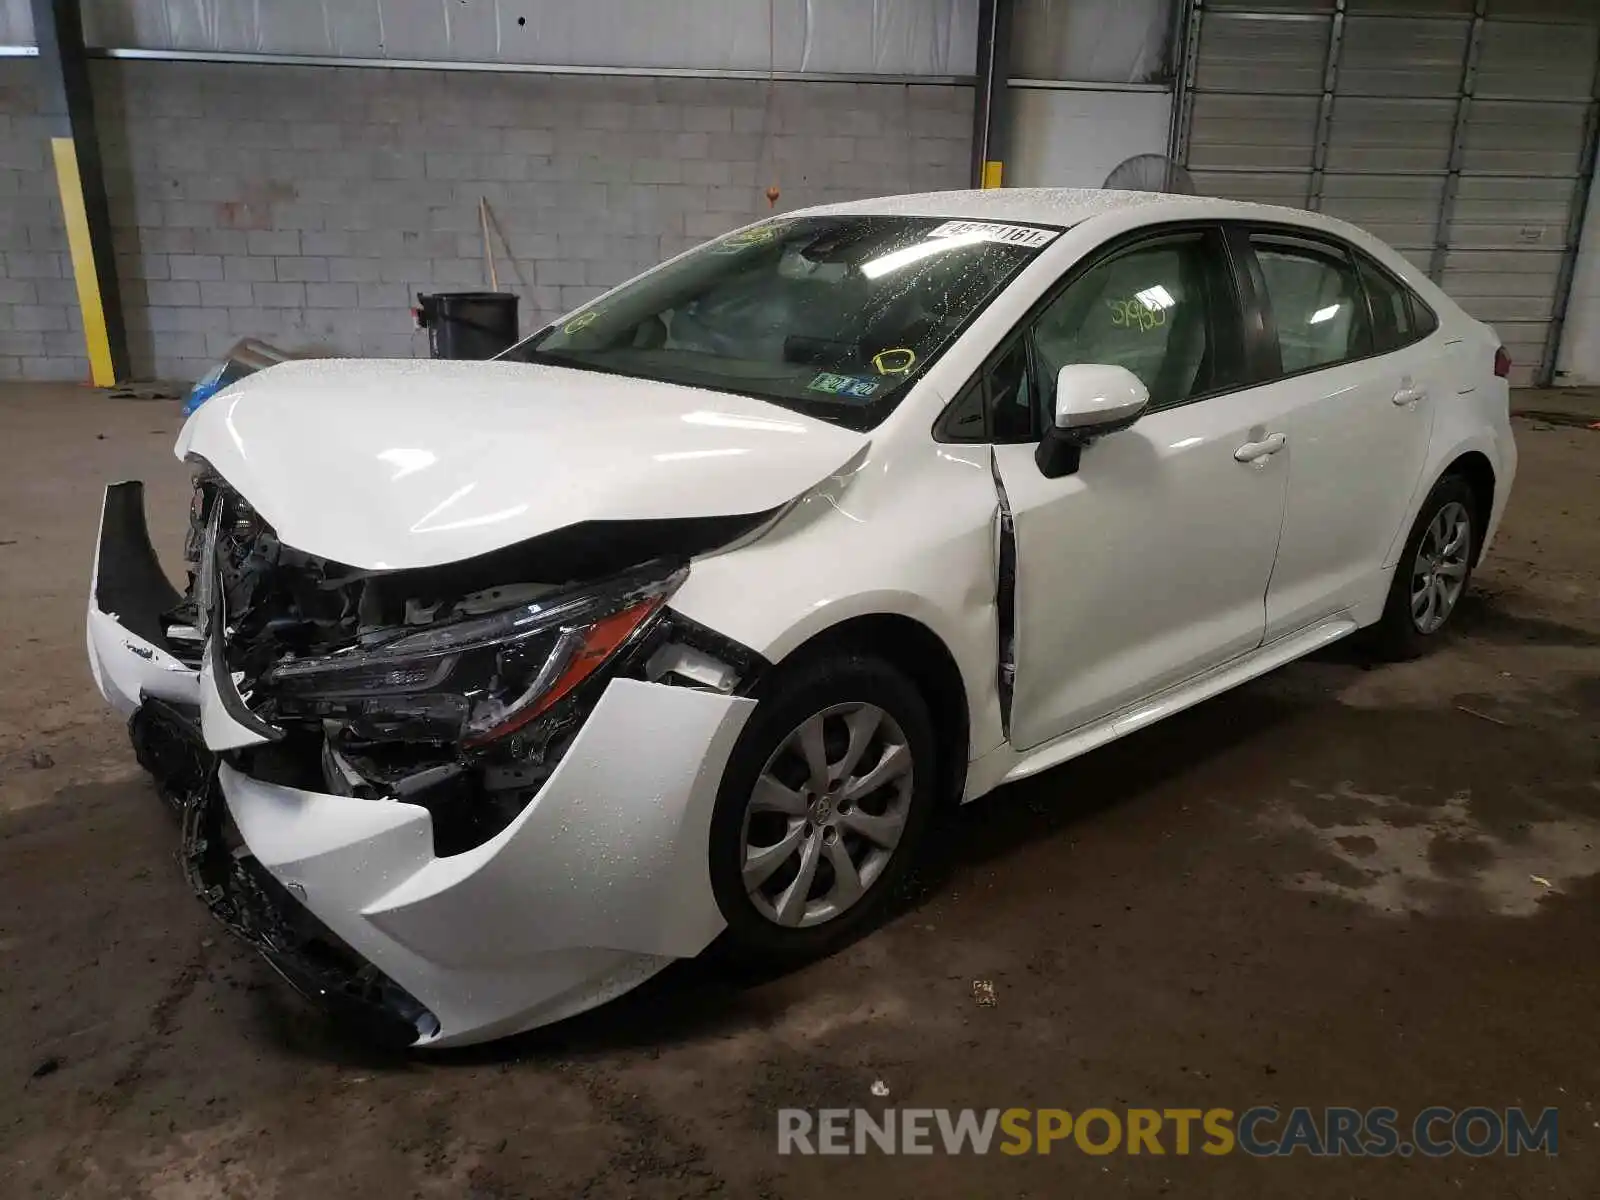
708 653 938 963
1367 474 1478 660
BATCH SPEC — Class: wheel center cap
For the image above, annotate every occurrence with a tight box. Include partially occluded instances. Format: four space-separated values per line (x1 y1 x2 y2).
811 796 833 824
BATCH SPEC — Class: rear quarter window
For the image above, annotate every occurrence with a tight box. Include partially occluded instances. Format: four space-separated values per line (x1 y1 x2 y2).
1356 254 1437 353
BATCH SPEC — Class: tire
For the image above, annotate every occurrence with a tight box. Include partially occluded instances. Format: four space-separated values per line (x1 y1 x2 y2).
708 651 938 964
1367 473 1479 661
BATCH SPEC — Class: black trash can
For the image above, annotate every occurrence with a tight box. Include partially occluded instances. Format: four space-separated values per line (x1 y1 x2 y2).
415 291 520 360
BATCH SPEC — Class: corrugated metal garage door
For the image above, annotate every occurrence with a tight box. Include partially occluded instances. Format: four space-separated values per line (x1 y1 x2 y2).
1175 0 1600 385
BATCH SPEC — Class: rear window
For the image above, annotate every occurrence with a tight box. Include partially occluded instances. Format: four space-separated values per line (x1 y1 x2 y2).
505 215 1058 430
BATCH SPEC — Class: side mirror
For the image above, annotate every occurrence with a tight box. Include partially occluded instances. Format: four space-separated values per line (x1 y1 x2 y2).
1036 363 1150 479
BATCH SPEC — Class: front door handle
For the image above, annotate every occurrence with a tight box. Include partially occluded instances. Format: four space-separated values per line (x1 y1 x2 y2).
1393 385 1427 406
1234 432 1286 463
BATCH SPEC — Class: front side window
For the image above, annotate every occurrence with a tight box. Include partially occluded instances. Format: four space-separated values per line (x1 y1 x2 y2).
1030 232 1239 415
504 215 1056 430
939 229 1241 442
1252 236 1373 374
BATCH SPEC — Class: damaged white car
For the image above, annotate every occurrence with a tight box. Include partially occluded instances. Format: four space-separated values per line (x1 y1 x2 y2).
89 189 1516 1047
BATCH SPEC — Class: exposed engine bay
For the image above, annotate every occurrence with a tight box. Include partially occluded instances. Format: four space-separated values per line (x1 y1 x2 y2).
169 467 768 855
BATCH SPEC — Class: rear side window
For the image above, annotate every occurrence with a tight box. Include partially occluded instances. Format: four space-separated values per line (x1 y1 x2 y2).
1251 236 1373 374
1357 254 1437 352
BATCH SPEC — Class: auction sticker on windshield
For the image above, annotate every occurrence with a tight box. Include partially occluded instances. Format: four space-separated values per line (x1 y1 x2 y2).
929 221 1059 248
808 373 882 400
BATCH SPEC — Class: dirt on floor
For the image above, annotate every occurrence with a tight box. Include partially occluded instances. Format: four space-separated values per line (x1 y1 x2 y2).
1 383 1597 1199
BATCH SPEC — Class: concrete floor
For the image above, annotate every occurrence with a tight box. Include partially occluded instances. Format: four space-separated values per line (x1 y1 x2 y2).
1 382 1598 1198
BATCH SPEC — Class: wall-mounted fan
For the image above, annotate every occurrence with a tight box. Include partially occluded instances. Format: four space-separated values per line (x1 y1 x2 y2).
1103 154 1197 195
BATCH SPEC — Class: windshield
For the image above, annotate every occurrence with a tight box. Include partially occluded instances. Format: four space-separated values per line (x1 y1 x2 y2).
503 215 1058 429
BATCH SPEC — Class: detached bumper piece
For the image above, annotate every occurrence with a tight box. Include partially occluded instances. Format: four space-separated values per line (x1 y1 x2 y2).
179 756 441 1048
87 482 203 715
129 701 438 1046
124 701 439 1045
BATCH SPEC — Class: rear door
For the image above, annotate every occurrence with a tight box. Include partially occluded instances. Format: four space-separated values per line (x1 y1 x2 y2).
985 226 1293 749
1240 228 1439 639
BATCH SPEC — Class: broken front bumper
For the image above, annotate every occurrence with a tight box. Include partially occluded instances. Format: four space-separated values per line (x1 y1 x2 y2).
87 482 200 715
89 483 756 1047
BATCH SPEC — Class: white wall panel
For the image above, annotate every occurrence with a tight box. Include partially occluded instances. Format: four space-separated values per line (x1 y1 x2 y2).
0 0 32 44
1006 87 1171 187
1010 0 1174 84
76 0 980 76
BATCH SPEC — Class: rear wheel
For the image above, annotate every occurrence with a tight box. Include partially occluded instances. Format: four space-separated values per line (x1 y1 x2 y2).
708 653 937 962
1368 474 1478 660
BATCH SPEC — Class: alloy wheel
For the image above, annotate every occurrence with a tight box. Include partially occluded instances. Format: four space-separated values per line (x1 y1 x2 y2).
739 702 914 928
1411 500 1471 634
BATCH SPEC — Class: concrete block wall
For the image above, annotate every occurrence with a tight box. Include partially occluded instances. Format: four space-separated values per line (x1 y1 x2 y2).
0 63 91 381
3 59 972 382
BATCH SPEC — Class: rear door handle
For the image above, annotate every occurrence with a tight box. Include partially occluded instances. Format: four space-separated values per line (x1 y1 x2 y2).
1393 385 1427 406
1234 432 1286 463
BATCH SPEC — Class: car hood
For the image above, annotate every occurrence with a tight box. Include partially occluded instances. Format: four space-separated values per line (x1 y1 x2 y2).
175 358 869 570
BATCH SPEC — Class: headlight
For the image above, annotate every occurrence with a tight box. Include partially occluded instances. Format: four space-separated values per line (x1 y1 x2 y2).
260 563 685 745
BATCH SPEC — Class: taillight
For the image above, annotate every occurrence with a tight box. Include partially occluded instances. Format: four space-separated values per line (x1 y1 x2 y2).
1494 346 1511 379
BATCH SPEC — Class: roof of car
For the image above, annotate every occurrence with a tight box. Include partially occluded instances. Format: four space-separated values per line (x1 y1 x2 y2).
804 187 1282 229
797 186 1450 308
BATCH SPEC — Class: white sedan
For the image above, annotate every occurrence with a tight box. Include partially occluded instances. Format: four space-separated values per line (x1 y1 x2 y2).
88 188 1516 1047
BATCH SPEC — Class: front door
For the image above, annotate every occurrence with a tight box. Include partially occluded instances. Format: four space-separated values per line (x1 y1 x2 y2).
988 227 1293 751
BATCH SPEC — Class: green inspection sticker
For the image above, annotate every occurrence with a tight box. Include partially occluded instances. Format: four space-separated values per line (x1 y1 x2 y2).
807 373 882 400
